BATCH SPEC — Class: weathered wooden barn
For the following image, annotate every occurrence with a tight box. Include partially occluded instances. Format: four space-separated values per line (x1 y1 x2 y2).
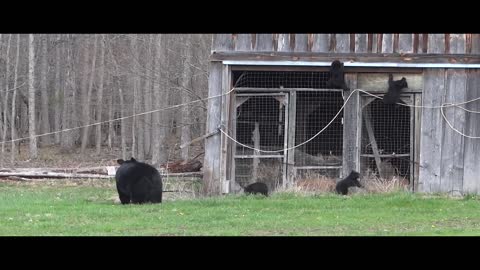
203 34 480 195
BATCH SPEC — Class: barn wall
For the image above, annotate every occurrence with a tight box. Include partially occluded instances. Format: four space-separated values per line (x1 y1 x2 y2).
206 34 480 195
213 34 478 55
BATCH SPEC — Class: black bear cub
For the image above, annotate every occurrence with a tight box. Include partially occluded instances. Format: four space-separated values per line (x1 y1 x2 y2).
383 74 408 105
115 157 163 204
244 182 269 197
336 170 362 195
326 60 350 91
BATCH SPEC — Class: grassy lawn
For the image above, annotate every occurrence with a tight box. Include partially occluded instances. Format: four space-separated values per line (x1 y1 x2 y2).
1 180 480 236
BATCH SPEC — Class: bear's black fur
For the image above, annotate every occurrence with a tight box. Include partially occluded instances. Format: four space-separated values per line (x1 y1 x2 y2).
244 182 269 196
326 60 350 91
383 74 408 105
115 157 163 204
336 170 362 195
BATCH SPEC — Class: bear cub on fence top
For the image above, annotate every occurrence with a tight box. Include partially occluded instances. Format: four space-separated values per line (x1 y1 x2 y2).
115 157 163 204
383 74 409 105
244 182 269 197
335 170 362 195
326 60 350 91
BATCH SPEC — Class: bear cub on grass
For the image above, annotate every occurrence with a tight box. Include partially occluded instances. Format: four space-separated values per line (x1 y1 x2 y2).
336 170 362 195
244 182 269 197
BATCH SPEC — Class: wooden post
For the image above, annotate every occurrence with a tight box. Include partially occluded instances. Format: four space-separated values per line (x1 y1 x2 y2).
203 62 223 195
342 74 360 178
287 91 297 187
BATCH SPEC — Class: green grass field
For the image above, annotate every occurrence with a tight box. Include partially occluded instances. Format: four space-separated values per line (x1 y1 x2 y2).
1 180 479 236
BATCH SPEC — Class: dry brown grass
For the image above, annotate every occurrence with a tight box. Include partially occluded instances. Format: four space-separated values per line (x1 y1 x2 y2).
295 177 336 193
362 175 409 193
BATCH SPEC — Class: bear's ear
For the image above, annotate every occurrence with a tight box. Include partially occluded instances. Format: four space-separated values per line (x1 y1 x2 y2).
117 159 125 165
130 157 137 162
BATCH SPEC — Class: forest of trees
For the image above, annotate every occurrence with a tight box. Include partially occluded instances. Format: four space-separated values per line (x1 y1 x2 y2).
0 34 212 168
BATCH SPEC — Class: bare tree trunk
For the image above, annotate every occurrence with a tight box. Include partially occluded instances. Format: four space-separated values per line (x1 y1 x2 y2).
28 34 37 159
61 34 75 151
130 35 137 159
0 34 3 141
143 35 153 158
151 34 168 166
1 34 12 167
130 34 144 160
107 77 114 151
39 34 51 145
10 34 21 165
180 34 194 160
95 34 106 154
81 35 97 153
53 34 63 144
119 87 126 160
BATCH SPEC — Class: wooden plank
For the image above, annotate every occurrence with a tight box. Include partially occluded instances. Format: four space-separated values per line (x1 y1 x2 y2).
231 65 422 74
413 93 422 192
418 69 445 193
212 34 233 51
357 73 423 92
0 172 112 179
355 34 368 53
342 73 359 178
441 69 466 195
465 34 472 54
210 51 480 64
287 91 297 186
307 34 314 52
251 122 260 182
282 94 289 188
441 37 468 204
179 130 218 149
329 34 336 52
219 65 231 192
367 34 373 53
399 34 413 53
413 34 419 54
382 34 394 53
294 34 308 52
377 34 383 53
203 62 223 194
350 34 356 52
235 34 252 51
427 34 445 53
311 34 330 52
393 34 399 53
471 34 480 54
255 34 274 51
363 107 384 178
335 34 350 53
444 34 450 54
277 34 291 52
449 34 466 54
360 153 410 158
371 34 378 54
422 34 429 53
463 69 480 194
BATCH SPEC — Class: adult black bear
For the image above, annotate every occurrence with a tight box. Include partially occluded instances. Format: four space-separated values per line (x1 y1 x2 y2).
115 157 163 204
336 170 362 195
383 74 408 105
326 60 350 91
244 182 269 197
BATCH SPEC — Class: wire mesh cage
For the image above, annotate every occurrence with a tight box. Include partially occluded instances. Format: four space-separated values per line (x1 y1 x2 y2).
360 96 413 182
294 91 344 168
230 70 346 192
